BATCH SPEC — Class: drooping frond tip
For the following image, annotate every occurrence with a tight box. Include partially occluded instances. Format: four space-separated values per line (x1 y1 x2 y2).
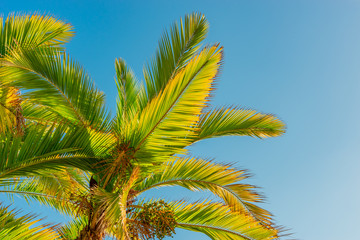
172 200 279 240
197 106 286 141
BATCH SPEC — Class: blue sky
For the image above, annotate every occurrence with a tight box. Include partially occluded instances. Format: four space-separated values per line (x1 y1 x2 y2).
1 1 360 239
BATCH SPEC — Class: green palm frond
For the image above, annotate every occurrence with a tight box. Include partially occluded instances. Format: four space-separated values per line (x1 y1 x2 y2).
0 47 111 131
128 45 222 167
114 58 140 132
172 200 279 240
141 13 208 107
21 99 70 126
196 107 285 141
0 124 104 180
137 157 246 192
58 216 88 240
136 157 273 225
2 168 88 216
0 13 73 56
0 204 60 240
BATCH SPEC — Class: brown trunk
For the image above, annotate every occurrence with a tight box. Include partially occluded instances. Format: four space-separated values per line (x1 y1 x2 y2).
75 176 106 240
75 225 105 240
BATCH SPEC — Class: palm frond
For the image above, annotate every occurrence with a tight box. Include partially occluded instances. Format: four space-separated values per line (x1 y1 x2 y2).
58 216 88 240
137 157 246 191
114 58 140 133
0 124 106 180
0 204 60 240
2 168 88 216
196 107 285 141
172 200 279 240
21 99 70 126
0 47 111 131
127 45 222 167
141 13 208 108
136 157 273 225
0 13 73 56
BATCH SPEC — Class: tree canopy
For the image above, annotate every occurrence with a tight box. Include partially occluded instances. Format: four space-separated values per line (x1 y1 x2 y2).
0 13 286 240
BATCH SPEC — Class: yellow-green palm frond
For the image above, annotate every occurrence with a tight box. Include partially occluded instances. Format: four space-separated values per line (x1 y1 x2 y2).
222 183 273 224
58 216 88 240
21 99 70 126
0 85 24 135
196 107 285 141
0 47 111 131
141 13 208 108
172 200 279 240
136 157 273 226
0 13 73 56
127 45 222 168
83 126 117 158
0 204 60 240
2 168 88 216
114 58 140 132
0 124 104 181
136 157 246 192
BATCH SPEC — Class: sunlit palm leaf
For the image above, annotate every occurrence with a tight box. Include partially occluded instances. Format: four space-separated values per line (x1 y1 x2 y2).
141 13 208 108
114 58 140 133
0 124 104 181
0 13 73 56
172 200 279 240
2 168 88 216
136 157 246 191
136 157 273 225
1 47 111 131
196 107 285 141
0 205 60 240
58 216 88 240
21 99 70 126
128 46 222 168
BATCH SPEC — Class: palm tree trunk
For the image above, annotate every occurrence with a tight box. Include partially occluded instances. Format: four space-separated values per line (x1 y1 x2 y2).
75 176 106 240
76 224 105 240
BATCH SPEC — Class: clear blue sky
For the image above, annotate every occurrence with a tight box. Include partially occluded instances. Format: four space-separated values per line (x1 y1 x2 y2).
2 1 360 239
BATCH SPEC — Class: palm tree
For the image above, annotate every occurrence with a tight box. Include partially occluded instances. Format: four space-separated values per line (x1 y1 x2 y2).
0 13 286 239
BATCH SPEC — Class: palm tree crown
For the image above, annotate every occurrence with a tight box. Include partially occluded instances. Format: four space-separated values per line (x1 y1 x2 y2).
0 13 285 240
